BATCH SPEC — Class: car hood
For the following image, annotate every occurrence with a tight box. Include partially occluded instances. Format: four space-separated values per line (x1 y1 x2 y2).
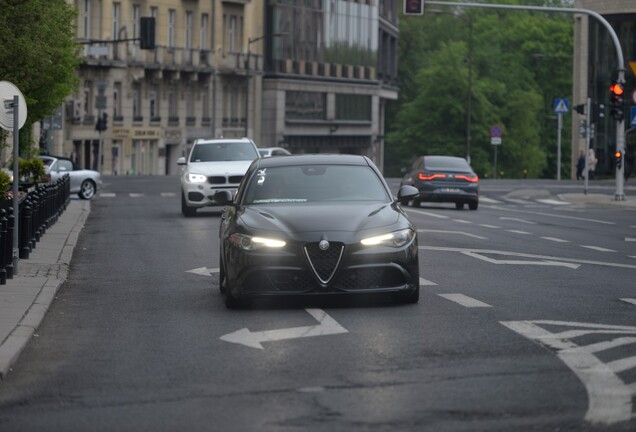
187 160 254 175
239 203 403 235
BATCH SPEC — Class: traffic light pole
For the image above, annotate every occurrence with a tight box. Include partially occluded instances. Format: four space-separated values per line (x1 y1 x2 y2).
423 1 626 200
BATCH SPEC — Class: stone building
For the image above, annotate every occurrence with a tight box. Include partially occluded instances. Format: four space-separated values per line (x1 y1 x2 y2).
573 1 636 179
51 0 399 176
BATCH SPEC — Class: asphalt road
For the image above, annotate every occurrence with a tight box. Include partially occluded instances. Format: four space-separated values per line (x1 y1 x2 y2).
0 175 634 431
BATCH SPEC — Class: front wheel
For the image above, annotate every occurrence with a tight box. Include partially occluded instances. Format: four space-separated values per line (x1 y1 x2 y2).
181 192 197 217
78 180 96 200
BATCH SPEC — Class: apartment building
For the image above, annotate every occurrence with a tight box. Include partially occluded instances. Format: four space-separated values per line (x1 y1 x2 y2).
55 0 398 176
573 1 636 179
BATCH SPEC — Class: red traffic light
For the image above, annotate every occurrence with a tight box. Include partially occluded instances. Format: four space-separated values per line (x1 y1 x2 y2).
404 0 424 15
610 83 624 96
615 151 622 158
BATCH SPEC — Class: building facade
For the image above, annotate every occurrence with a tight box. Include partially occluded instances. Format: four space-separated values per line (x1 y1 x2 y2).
51 0 398 176
572 1 636 179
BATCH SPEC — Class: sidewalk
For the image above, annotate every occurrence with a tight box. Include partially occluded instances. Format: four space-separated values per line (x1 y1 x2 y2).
0 199 90 380
558 192 636 209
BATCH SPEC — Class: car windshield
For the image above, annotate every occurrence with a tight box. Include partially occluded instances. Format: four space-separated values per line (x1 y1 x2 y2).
189 141 258 162
424 156 471 170
244 165 390 204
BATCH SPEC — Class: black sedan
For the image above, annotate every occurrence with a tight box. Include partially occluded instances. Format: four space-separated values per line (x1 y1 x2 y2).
400 155 479 210
217 154 420 308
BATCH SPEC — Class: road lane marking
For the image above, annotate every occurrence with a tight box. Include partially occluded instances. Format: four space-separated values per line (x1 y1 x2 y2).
438 293 491 308
504 198 533 205
625 238 636 242
130 193 144 198
452 219 472 224
479 224 501 229
501 320 636 425
100 193 116 198
161 192 176 197
479 197 501 204
500 217 536 224
489 205 615 225
419 277 437 286
419 246 636 269
581 245 616 252
583 337 636 353
187 267 216 276
461 251 580 268
541 237 570 243
417 230 487 240
220 309 348 349
537 199 569 205
506 230 532 235
620 298 636 306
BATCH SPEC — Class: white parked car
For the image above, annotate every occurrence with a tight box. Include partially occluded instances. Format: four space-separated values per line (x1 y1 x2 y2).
39 155 101 200
258 147 292 157
177 137 260 217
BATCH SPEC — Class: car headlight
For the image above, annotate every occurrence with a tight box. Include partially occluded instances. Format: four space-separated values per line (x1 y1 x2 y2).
185 173 207 183
361 228 415 248
229 233 286 250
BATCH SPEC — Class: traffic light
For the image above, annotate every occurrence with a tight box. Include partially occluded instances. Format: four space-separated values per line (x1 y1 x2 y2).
404 0 424 15
609 82 624 121
95 112 108 132
614 150 623 170
140 17 155 50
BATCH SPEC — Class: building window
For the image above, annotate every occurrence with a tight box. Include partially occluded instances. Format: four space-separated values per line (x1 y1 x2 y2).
285 91 326 120
201 89 210 120
222 81 244 127
132 4 140 43
149 87 159 119
83 0 91 39
168 9 176 48
151 6 158 19
133 85 142 120
185 11 193 49
83 80 93 117
201 14 209 50
168 88 178 118
112 2 121 40
335 94 371 121
223 8 243 53
186 89 194 124
113 82 122 119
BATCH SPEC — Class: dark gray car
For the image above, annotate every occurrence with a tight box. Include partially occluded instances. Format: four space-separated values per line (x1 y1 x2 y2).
400 155 479 210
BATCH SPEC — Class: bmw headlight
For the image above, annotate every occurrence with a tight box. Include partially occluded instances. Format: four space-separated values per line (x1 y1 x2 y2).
361 228 415 247
186 173 207 183
230 233 286 250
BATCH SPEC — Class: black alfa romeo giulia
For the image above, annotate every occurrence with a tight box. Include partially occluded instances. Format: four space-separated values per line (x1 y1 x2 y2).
217 154 420 308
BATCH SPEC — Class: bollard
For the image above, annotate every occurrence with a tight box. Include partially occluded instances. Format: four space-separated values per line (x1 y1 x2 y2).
0 210 6 285
20 200 31 259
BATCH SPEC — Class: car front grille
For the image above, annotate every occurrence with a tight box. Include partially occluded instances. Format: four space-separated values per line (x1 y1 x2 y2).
207 175 243 185
304 242 344 284
332 267 406 291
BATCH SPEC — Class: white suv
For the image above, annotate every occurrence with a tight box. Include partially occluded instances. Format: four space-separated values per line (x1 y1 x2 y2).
177 137 260 216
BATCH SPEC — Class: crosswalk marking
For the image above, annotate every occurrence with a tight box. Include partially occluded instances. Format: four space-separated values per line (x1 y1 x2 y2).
438 293 491 308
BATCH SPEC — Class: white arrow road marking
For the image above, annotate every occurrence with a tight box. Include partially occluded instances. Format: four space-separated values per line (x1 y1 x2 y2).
438 294 491 308
186 267 217 276
501 320 636 425
220 308 348 349
461 251 580 269
620 298 636 306
417 229 487 240
419 277 437 286
420 246 636 269
500 217 536 224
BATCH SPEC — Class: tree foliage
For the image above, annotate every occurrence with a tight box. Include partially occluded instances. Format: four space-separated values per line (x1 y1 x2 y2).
0 0 81 155
386 0 574 179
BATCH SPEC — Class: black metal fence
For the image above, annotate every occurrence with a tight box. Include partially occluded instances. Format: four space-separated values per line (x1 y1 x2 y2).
0 175 71 284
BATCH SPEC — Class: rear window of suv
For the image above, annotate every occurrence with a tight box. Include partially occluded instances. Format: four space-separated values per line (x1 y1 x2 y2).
189 141 259 162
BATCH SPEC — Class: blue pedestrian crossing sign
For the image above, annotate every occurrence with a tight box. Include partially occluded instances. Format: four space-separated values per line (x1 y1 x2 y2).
553 98 569 114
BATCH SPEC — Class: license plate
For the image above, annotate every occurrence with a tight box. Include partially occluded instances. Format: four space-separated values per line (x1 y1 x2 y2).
440 188 461 193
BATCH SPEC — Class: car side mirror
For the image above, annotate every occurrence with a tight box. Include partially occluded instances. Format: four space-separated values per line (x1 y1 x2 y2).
177 157 186 165
214 190 234 205
396 185 419 201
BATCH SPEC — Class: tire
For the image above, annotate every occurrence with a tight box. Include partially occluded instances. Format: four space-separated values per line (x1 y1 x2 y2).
181 192 197 217
218 255 226 294
455 202 464 210
78 180 96 200
468 201 478 210
396 286 419 304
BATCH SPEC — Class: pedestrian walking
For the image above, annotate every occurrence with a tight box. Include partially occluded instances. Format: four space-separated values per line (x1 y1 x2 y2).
587 148 597 180
576 150 585 180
